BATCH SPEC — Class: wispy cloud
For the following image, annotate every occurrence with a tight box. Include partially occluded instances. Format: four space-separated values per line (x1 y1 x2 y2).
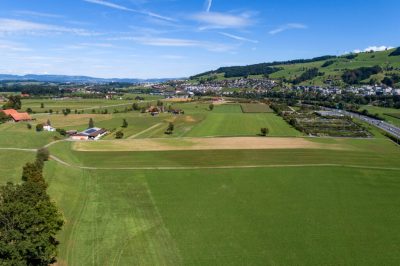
0 40 31 52
128 36 234 52
269 23 307 35
192 12 253 30
14 10 64 19
0 18 97 36
83 0 175 22
219 32 258 43
205 0 213 12
353 45 394 53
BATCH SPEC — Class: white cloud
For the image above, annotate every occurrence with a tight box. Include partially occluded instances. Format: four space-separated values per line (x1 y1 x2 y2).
219 32 258 43
192 12 253 30
130 36 234 52
353 45 394 53
0 18 96 36
269 23 307 35
83 0 175 22
14 10 64 19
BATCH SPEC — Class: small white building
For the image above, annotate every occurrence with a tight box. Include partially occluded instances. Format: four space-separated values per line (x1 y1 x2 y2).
43 124 56 132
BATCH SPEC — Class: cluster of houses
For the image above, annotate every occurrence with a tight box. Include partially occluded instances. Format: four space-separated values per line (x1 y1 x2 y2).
292 85 400 96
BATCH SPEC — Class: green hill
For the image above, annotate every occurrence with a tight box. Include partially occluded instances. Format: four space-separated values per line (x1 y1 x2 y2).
191 47 400 87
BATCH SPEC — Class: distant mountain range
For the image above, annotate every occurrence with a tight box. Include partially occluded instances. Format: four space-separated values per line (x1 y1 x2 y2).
0 74 176 84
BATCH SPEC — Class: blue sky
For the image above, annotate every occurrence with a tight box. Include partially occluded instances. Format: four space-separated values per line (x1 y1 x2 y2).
0 0 399 78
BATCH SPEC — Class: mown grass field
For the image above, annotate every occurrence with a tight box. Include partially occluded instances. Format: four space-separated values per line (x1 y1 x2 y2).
240 103 273 113
1 100 400 265
186 113 301 137
0 122 57 148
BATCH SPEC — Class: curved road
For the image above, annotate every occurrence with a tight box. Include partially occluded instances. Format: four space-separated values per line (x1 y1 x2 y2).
323 108 400 139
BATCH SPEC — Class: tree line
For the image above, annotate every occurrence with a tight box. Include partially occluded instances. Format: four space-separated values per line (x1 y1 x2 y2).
0 148 64 264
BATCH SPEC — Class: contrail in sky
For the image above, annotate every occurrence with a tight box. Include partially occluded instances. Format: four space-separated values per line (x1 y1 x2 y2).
206 0 212 12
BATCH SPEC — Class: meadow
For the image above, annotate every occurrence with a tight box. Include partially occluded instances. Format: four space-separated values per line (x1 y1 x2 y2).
1 99 400 265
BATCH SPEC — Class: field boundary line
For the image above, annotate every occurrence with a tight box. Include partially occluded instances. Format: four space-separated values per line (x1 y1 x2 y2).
46 157 400 171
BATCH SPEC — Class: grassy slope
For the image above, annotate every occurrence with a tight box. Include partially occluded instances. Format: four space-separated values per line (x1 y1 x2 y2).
194 49 400 86
0 122 57 148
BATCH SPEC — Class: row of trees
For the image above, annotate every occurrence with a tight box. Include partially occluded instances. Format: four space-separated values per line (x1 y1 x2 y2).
0 148 64 264
342 66 382 85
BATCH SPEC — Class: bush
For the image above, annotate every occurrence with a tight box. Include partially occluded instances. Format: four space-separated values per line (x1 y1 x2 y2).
115 131 124 139
260 127 269 136
37 148 50 162
36 124 44 132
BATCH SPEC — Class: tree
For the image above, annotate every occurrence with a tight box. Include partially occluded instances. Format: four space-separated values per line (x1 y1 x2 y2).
26 107 33 114
0 153 63 265
27 123 32 130
3 95 22 109
165 122 174 135
209 104 214 111
132 103 139 111
122 118 128 128
88 118 94 128
115 131 124 139
0 112 9 123
47 119 51 126
260 127 269 136
36 124 44 132
37 148 50 162
40 102 44 108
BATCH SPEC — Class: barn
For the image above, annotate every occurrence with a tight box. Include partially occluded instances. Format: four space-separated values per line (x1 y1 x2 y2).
1 109 32 122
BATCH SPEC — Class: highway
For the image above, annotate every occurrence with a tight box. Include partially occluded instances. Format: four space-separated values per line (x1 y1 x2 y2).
323 108 400 139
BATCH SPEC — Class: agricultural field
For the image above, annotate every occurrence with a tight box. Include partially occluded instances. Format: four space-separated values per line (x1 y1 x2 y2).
1 98 400 265
241 103 273 113
21 94 162 114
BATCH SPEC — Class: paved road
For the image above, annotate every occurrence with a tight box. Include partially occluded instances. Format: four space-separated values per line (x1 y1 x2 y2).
323 108 400 139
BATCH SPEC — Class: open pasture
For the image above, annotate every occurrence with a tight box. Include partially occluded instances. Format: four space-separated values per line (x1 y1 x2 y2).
42 162 400 265
186 113 301 137
240 103 273 113
0 122 57 148
49 138 400 169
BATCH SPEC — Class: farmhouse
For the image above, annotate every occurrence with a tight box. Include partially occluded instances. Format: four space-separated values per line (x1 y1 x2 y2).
43 124 56 132
1 109 32 122
71 127 107 141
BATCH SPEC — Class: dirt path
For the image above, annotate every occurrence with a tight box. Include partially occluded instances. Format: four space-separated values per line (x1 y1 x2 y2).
2 146 399 172
73 137 346 152
127 123 163 139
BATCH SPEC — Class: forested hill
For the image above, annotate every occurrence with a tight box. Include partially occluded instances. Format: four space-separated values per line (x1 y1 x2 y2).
191 47 400 87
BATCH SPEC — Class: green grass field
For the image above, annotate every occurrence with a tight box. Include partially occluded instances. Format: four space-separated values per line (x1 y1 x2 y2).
240 103 273 113
186 113 301 137
1 99 400 265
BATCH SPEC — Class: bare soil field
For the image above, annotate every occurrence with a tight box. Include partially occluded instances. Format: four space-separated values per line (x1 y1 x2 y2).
72 137 347 152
